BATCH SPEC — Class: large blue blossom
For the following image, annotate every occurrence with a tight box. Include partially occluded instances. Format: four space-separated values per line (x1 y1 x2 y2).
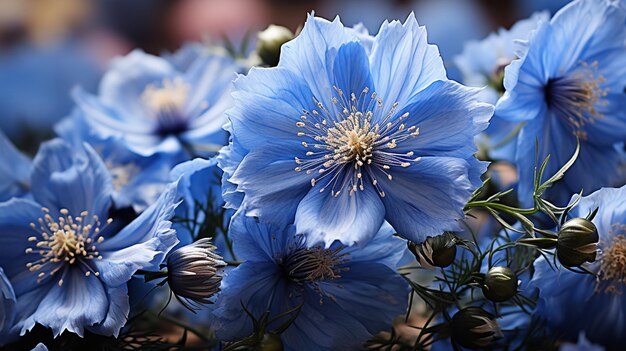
455 11 548 161
221 14 493 245
213 214 409 351
72 49 241 157
496 0 626 207
0 267 16 345
0 130 31 202
529 185 626 346
0 139 179 340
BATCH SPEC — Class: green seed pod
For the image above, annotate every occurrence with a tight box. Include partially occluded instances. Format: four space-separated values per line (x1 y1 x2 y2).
557 217 599 267
256 25 294 67
258 333 283 351
451 307 502 350
482 266 518 302
407 232 457 269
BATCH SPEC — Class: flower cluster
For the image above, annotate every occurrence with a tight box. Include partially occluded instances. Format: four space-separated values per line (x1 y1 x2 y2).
0 0 625 350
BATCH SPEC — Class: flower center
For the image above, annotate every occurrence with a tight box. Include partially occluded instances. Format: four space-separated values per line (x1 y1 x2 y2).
598 228 626 294
25 208 111 286
294 86 420 198
142 78 190 137
105 160 140 191
545 60 608 139
284 245 349 284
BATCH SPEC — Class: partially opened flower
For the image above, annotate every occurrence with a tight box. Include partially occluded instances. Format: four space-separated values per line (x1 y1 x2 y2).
72 49 241 157
0 139 179 339
221 14 492 245
496 0 626 206
529 185 626 346
0 130 31 202
213 214 409 351
166 238 226 311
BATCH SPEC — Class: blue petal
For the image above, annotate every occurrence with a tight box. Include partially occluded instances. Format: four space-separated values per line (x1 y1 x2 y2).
331 41 374 97
30 139 113 220
94 182 179 286
0 130 31 202
294 178 385 247
86 285 130 337
228 212 294 263
369 13 446 113
279 14 361 105
344 222 409 269
227 66 317 151
395 80 492 158
377 157 475 242
229 147 312 227
217 134 247 210
0 198 46 293
213 262 286 341
20 269 108 337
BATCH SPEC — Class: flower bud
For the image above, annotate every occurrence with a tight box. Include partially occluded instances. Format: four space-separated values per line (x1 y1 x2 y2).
407 232 457 269
258 333 284 351
481 266 518 302
557 217 599 267
166 238 226 310
451 307 502 349
256 25 294 67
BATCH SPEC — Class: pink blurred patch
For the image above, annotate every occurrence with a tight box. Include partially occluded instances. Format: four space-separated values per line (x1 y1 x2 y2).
167 0 270 44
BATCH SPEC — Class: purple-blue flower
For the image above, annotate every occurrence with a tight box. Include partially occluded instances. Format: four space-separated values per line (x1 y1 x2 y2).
496 0 626 206
0 139 179 340
220 14 493 245
213 214 409 351
72 49 241 158
529 185 626 346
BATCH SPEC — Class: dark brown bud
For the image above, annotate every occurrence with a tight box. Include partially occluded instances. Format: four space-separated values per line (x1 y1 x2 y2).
407 232 457 269
481 266 518 302
557 217 599 267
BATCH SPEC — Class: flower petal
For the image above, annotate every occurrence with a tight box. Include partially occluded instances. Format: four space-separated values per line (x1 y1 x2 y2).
294 176 385 246
30 139 113 220
369 13 446 113
94 182 179 286
378 157 476 242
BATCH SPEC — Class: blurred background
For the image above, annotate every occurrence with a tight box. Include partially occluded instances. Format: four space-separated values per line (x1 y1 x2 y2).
0 0 569 152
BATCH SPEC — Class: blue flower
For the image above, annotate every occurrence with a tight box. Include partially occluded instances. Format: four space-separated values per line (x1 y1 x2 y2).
72 49 241 157
0 130 31 202
56 110 175 212
0 267 16 345
213 214 409 351
0 139 179 339
221 14 493 245
496 0 626 207
455 11 549 161
529 185 626 345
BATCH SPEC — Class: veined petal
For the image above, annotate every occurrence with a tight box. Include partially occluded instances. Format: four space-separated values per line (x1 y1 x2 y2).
395 80 492 158
30 139 113 220
229 148 312 227
294 175 385 247
86 285 130 337
378 157 475 242
369 13 446 113
228 66 318 151
19 269 108 337
95 182 180 286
